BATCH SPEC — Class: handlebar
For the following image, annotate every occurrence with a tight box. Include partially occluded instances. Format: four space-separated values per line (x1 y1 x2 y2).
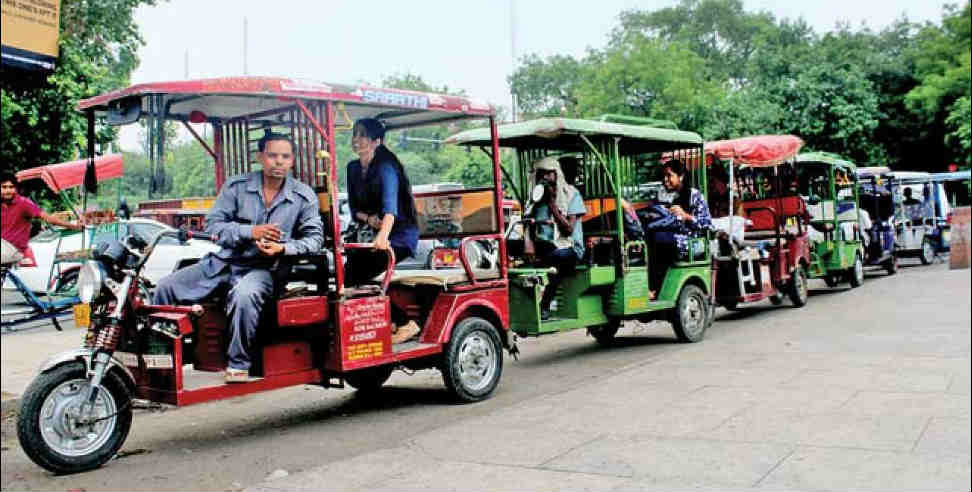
344 243 396 294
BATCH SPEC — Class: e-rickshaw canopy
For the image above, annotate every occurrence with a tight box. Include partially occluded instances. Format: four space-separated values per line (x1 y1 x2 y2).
796 152 857 172
445 117 702 153
898 170 971 185
704 135 804 167
78 77 495 128
16 154 124 193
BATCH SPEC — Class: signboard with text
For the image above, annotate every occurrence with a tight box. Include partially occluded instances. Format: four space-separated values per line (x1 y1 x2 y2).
1 0 61 71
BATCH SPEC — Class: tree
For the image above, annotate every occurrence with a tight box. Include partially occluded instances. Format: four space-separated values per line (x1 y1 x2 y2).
1 0 159 201
509 54 589 117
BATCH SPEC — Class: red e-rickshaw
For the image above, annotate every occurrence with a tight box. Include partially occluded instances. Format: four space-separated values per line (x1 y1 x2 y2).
17 77 511 474
706 135 813 310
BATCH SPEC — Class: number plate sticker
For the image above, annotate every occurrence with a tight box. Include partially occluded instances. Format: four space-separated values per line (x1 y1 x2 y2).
114 351 139 367
73 303 91 328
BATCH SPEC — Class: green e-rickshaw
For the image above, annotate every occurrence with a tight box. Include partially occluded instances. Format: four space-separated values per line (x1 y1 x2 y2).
796 152 866 288
447 117 712 345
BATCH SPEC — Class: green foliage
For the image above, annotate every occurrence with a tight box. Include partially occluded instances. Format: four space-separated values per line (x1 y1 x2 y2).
1 0 159 202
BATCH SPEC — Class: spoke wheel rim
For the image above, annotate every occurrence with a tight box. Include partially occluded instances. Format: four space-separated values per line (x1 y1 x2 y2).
39 378 117 457
457 331 497 392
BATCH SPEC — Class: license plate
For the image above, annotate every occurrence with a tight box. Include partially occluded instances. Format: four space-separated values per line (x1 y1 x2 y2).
73 303 91 328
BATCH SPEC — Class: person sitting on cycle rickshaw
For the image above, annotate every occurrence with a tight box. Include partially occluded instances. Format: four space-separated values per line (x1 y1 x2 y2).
1 171 83 267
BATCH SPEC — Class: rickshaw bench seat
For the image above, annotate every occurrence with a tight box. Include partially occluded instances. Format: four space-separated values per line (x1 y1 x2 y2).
742 196 807 231
379 267 501 288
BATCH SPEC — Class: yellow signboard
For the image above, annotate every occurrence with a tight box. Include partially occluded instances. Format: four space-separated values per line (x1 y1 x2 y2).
1 0 61 71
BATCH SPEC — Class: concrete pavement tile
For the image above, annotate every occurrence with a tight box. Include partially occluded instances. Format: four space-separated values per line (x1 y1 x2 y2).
677 386 855 414
840 391 971 418
543 435 793 488
948 370 970 395
245 447 433 492
701 407 928 451
783 367 952 393
362 460 630 492
473 395 744 438
410 424 601 467
756 446 972 491
914 417 972 456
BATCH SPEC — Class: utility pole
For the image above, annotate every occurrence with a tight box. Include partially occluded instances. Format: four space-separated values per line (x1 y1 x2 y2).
509 0 518 122
243 17 248 75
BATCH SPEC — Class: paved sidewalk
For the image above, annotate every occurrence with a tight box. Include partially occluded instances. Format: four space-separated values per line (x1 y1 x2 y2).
249 265 971 492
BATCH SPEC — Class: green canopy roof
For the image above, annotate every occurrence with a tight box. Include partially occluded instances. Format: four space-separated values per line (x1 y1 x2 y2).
796 152 857 171
444 117 702 154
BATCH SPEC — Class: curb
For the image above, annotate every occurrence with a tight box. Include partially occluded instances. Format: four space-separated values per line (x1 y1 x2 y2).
1 395 21 416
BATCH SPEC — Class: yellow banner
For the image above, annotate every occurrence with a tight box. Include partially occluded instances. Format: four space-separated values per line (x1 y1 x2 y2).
1 0 61 57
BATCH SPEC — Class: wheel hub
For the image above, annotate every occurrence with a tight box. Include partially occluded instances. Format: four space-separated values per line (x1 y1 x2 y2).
40 379 116 457
457 333 496 392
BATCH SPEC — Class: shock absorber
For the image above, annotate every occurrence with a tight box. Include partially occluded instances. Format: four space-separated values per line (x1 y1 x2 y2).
93 322 122 351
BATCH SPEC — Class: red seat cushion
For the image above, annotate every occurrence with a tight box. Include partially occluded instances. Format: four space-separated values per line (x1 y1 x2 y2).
742 196 807 231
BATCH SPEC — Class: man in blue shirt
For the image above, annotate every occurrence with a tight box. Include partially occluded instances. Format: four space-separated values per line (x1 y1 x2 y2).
152 133 323 382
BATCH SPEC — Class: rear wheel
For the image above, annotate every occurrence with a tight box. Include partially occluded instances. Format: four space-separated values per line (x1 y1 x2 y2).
670 284 708 343
588 319 621 346
343 366 394 393
847 253 864 288
919 239 934 265
442 317 503 402
17 362 132 474
788 266 809 307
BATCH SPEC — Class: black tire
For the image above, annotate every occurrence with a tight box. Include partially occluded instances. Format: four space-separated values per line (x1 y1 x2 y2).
441 317 503 402
919 239 934 265
670 284 708 343
589 319 621 346
17 362 133 474
787 266 809 307
823 275 840 288
847 253 864 288
884 256 898 275
343 365 394 393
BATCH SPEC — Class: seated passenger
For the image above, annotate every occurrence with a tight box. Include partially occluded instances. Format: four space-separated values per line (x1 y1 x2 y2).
344 118 421 343
152 133 324 383
509 156 586 320
647 159 713 299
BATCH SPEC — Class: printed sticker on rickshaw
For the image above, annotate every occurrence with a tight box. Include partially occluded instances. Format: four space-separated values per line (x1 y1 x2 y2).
143 354 174 369
114 351 139 367
73 303 91 328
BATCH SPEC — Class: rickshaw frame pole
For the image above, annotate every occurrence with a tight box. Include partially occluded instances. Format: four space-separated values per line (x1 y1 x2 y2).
489 116 508 278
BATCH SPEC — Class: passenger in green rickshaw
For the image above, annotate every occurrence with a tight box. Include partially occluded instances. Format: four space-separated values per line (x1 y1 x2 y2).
646 159 713 298
510 156 587 320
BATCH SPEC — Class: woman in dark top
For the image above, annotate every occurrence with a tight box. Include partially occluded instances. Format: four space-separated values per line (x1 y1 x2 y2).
345 118 421 342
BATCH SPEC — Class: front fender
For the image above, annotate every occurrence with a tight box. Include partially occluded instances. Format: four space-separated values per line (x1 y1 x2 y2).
38 348 136 393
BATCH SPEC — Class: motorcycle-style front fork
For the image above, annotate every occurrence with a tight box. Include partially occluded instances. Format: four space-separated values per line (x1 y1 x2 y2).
79 350 113 420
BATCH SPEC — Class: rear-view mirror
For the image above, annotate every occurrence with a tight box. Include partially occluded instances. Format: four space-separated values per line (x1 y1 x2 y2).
105 96 142 125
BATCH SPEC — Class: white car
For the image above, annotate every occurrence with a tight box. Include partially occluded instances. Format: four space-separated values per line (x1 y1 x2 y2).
2 218 220 294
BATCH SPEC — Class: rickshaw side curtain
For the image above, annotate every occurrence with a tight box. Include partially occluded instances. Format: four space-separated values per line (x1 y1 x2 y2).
16 154 125 193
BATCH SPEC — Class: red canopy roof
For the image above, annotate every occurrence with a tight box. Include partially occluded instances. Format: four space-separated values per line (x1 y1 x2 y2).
16 154 124 193
704 135 804 167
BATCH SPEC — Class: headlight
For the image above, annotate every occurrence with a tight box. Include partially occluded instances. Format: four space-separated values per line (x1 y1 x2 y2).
77 261 105 303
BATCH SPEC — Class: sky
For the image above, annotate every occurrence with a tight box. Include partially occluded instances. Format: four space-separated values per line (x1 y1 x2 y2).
120 0 948 150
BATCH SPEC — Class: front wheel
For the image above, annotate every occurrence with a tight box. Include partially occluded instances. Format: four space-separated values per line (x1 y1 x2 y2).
670 284 708 343
17 362 132 474
884 256 899 275
848 253 864 288
787 266 809 307
442 317 503 402
919 239 934 265
588 319 621 346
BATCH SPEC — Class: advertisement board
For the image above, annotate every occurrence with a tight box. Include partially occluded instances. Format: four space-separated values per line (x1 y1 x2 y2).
1 0 61 71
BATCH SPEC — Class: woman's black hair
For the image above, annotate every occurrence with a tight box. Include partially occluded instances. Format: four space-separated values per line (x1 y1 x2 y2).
354 118 386 141
663 159 693 210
